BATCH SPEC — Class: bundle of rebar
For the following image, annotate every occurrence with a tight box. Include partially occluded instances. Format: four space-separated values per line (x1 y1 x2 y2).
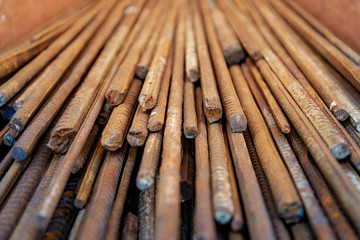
0 0 360 239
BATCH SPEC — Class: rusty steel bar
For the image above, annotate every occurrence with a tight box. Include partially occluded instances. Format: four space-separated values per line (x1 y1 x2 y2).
114 0 158 65
192 0 222 123
135 1 167 80
9 2 127 159
47 0 142 153
244 58 290 134
121 212 139 240
75 138 105 209
217 0 262 60
136 131 163 190
185 4 200 82
341 162 360 193
102 79 142 151
0 151 14 180
223 0 351 160
0 137 52 240
13 72 44 111
344 121 360 147
105 0 165 106
155 4 185 239
258 56 360 232
68 209 86 240
0 125 10 147
269 0 360 92
104 147 138 240
138 185 155 240
312 51 360 132
193 87 217 240
183 80 198 138
147 49 173 132
291 223 314 240
9 155 63 240
33 37 125 230
43 174 80 240
227 127 277 240
3 128 18 147
230 64 302 221
258 58 350 160
76 146 128 240
127 106 150 146
223 131 244 231
242 0 360 170
258 0 357 126
253 0 349 122
0 146 40 206
325 60 360 119
72 123 100 173
200 0 246 132
208 1 244 65
289 131 358 239
244 62 336 239
0 0 359 238
207 119 234 224
9 3 115 133
138 4 177 110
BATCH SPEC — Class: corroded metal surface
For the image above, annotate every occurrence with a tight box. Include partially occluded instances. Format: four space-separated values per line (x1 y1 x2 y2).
0 0 359 238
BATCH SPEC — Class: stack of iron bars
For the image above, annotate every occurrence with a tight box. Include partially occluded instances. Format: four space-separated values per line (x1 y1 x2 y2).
0 0 360 239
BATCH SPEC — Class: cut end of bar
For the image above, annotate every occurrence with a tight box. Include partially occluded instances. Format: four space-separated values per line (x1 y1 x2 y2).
184 126 198 139
101 141 121 152
280 124 291 134
224 45 245 65
48 129 75 154
204 107 223 123
136 175 154 190
74 198 85 209
180 181 193 202
105 89 124 106
229 114 247 132
10 117 24 132
147 119 162 132
204 97 223 123
4 133 16 146
135 66 148 80
189 69 200 82
333 108 349 121
127 131 147 146
13 101 24 111
101 135 122 151
279 201 304 223
214 206 233 225
139 95 156 110
331 142 351 160
12 145 27 161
